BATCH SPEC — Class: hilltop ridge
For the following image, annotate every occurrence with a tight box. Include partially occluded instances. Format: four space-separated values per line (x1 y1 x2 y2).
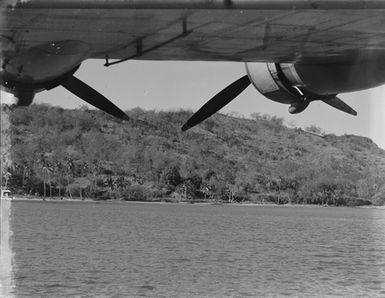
3 104 385 205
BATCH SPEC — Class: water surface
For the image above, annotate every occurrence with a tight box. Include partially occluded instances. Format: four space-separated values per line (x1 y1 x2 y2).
10 201 385 297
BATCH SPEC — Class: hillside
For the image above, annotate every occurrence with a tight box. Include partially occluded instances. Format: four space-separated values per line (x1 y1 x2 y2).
2 104 385 206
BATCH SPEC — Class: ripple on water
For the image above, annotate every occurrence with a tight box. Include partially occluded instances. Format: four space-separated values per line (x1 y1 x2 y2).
9 202 385 297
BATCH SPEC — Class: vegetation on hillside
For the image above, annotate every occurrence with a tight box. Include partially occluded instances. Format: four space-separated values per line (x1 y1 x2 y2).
2 104 385 206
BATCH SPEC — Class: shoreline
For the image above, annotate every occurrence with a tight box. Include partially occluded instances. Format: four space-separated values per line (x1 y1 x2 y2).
7 196 385 208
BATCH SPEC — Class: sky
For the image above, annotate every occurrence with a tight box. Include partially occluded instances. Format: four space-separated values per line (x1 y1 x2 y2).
3 59 385 149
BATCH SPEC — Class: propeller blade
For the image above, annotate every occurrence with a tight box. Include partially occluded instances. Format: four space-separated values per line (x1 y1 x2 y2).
182 75 251 131
61 76 129 121
322 96 357 116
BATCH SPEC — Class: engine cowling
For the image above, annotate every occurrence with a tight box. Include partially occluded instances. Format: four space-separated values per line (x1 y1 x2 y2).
246 63 303 105
0 40 90 107
245 61 385 113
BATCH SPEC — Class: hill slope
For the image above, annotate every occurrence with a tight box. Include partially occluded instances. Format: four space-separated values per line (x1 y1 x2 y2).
3 104 385 205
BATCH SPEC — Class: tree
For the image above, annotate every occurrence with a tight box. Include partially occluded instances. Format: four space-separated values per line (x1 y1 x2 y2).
161 165 182 191
305 125 324 135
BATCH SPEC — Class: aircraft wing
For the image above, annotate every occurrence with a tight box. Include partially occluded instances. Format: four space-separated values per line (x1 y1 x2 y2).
3 0 385 64
2 1 385 124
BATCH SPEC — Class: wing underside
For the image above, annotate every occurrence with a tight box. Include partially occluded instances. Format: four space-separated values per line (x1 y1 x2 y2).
2 1 385 64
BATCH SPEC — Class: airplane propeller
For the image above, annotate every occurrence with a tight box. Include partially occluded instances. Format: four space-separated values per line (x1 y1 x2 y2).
182 75 357 131
321 96 357 116
289 95 357 116
181 75 251 131
61 75 129 121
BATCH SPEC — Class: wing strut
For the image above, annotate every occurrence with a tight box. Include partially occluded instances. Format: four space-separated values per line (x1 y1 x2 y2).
105 18 192 67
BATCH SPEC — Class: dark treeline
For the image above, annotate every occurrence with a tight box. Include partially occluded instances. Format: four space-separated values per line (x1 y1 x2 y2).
2 104 385 206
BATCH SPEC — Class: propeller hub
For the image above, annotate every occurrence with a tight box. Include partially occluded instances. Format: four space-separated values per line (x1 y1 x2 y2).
13 89 35 106
288 100 310 114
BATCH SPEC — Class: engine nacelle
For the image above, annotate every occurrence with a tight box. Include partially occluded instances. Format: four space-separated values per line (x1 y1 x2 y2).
246 61 385 108
246 63 303 105
1 40 90 107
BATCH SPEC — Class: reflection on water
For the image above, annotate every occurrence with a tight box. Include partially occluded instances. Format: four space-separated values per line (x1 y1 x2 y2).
0 197 14 297
10 202 385 297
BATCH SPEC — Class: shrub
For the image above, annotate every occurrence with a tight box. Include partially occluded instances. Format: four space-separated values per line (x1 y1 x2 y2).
120 185 149 201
